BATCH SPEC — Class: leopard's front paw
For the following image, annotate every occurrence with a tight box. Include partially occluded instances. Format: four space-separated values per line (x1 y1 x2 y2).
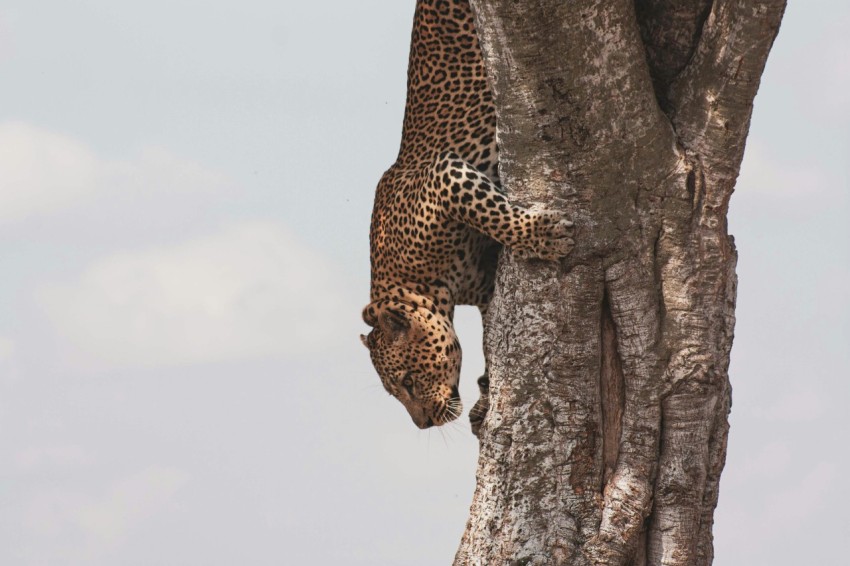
469 374 490 438
516 210 575 261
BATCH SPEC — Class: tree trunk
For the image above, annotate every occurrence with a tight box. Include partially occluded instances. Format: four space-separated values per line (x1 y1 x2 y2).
455 1 786 565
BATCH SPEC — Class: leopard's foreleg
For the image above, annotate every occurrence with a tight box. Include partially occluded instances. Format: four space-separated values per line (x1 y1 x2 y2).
428 151 575 261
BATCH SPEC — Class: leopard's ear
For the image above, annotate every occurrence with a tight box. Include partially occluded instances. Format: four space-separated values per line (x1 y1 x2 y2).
360 334 370 349
382 307 410 334
362 304 379 327
364 301 411 337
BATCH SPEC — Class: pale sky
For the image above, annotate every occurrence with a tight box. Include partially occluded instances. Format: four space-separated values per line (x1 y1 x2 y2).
1 1 847 564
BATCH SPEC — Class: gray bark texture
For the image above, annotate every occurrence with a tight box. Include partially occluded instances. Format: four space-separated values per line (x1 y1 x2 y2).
454 1 786 565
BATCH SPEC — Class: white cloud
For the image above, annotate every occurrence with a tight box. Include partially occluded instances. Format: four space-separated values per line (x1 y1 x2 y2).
724 441 792 489
718 460 838 553
759 461 837 526
751 386 826 423
14 445 92 473
0 336 14 362
0 13 13 63
0 336 21 386
737 140 834 200
74 466 189 546
0 121 224 224
38 221 346 368
21 466 189 561
0 122 100 221
798 15 850 122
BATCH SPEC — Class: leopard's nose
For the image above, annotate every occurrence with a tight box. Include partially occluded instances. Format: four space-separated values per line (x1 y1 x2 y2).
450 385 460 400
414 416 434 429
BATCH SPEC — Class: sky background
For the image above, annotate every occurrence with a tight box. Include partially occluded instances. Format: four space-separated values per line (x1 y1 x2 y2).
1 1 847 564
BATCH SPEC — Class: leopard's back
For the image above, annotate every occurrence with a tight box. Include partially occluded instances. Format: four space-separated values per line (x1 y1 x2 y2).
369 0 498 303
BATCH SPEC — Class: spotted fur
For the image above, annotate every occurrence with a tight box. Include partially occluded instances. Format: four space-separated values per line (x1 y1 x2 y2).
362 0 574 431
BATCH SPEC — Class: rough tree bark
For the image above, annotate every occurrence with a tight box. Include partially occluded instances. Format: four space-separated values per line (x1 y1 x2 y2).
455 1 785 565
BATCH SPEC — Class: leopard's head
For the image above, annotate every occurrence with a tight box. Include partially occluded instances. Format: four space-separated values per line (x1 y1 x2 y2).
361 300 462 429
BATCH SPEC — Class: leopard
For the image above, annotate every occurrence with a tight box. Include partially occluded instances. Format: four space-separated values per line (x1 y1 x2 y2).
361 0 574 435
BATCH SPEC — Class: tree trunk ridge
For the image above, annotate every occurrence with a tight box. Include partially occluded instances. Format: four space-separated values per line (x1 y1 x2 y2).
455 1 786 564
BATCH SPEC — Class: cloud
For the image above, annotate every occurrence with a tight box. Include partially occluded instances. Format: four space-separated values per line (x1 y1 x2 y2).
0 13 13 63
0 336 14 362
0 122 100 221
718 460 838 552
38 221 346 368
751 386 827 423
758 461 837 526
73 466 189 547
0 336 21 386
21 466 189 561
724 441 792 489
0 121 224 224
13 445 92 474
796 14 850 122
736 140 833 200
